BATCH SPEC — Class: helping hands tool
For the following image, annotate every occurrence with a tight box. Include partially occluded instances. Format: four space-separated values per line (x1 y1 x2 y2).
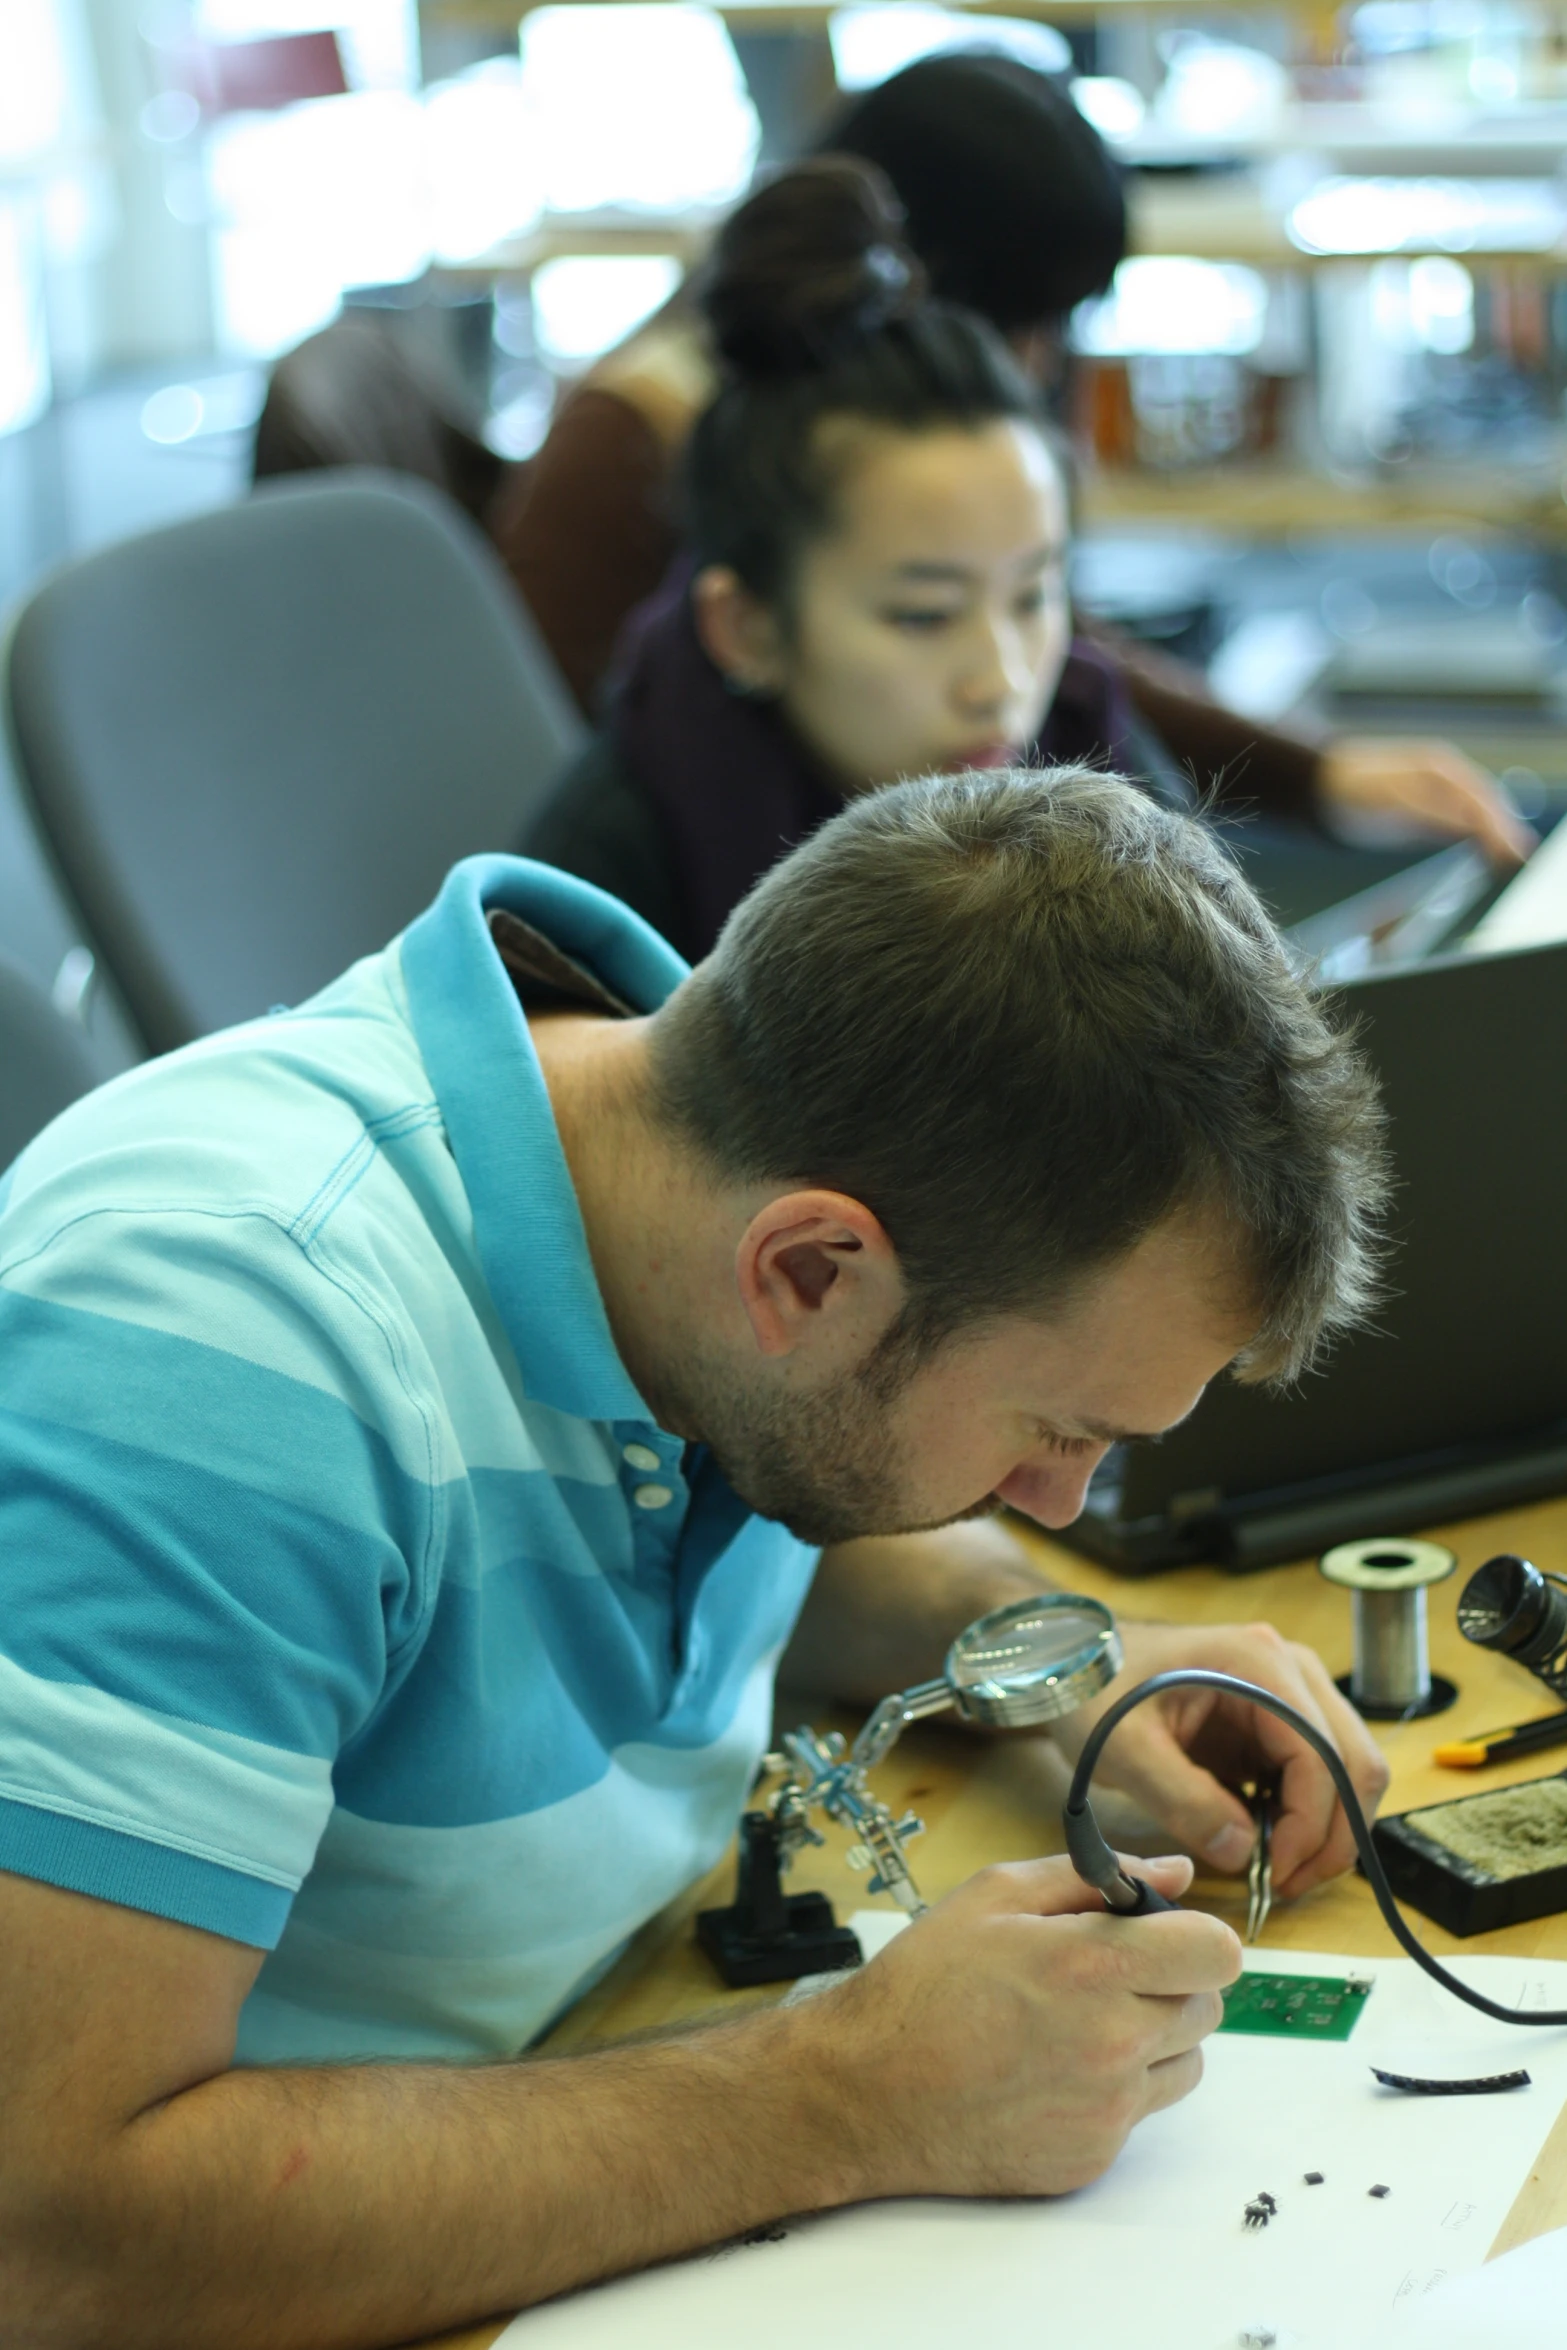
698 1594 1122 1980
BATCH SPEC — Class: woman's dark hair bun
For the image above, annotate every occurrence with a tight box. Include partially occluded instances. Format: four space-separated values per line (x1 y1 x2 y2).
700 157 927 377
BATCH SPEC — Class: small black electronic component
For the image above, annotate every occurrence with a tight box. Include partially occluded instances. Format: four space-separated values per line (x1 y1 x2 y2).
1304 2172 1324 2185
1371 2065 1531 2095
1369 2184 1391 2199
1243 2195 1276 2230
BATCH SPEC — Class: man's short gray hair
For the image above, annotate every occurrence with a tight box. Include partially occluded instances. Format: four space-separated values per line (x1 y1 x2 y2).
650 768 1388 1383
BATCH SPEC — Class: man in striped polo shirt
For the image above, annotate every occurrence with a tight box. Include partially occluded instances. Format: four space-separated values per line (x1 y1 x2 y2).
0 771 1388 2342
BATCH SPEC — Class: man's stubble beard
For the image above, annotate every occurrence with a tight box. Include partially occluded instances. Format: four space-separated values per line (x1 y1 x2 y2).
654 1330 1003 1548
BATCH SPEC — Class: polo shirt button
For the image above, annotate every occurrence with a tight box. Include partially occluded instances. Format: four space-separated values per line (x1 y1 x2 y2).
622 1442 661 1472
633 1483 674 1511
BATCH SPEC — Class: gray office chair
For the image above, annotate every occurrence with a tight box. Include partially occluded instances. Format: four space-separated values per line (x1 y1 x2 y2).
253 311 506 527
1 472 586 1052
0 954 106 1168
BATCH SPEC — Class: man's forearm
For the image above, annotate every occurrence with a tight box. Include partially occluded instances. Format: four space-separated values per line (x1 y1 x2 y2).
8 2005 859 2350
782 1521 1055 1704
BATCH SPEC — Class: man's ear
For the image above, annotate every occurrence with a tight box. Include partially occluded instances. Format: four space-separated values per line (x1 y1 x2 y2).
692 565 788 697
736 1190 902 1363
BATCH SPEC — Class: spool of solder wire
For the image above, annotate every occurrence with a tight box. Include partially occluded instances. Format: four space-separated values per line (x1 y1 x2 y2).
1320 1537 1458 1721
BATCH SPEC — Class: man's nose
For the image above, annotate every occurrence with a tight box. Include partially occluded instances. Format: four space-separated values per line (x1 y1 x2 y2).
994 1450 1108 1530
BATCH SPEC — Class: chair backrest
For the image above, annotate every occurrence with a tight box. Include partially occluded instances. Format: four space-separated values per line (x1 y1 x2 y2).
0 955 106 1169
253 312 505 524
2 472 587 1052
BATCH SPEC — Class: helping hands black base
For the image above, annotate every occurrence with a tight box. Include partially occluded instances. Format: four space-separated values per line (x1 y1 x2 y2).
696 1809 863 1987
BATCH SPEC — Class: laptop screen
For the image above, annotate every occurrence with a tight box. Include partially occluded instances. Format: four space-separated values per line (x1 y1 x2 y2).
1111 934 1567 1533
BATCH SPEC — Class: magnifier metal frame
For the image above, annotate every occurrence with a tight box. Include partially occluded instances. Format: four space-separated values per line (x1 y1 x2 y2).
853 1593 1123 1766
768 1594 1123 1915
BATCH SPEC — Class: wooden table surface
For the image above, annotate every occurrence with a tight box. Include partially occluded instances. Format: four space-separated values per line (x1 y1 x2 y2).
427 1493 1567 2350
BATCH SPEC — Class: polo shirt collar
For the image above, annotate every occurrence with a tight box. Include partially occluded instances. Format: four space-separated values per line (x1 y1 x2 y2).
398 856 689 1424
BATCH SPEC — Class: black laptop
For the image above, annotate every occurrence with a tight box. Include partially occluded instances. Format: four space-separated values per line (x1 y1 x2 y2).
1060 932 1567 1573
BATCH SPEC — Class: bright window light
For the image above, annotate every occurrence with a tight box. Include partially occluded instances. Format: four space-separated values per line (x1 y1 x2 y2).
1074 258 1268 359
0 0 71 165
1 1 112 288
192 5 425 358
140 370 264 446
0 196 51 436
1071 76 1146 142
1409 254 1475 353
192 0 418 93
1370 254 1475 354
1153 37 1288 140
1347 3 1430 56
518 7 757 215
1470 51 1520 103
424 61 542 264
207 92 429 356
532 253 683 363
828 8 1069 93
1291 177 1564 257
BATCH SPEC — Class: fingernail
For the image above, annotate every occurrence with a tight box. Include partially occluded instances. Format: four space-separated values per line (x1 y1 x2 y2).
1205 1824 1254 1871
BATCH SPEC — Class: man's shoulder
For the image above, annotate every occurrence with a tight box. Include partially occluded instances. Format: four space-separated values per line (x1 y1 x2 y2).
0 940 474 1404
4 943 435 1237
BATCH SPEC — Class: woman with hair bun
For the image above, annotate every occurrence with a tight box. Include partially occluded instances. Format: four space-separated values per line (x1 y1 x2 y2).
524 158 1072 959
523 157 1527 960
494 54 1121 713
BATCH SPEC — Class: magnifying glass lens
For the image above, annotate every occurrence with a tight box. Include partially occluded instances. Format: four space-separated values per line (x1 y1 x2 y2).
946 1595 1122 1728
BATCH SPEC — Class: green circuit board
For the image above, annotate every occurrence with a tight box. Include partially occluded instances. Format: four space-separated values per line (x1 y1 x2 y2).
1219 1971 1373 2041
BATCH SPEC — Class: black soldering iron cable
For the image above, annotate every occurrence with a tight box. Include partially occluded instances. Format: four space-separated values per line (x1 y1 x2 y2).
1064 1668 1567 2028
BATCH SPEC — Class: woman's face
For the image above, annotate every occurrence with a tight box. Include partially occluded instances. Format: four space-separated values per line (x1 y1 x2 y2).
705 418 1071 794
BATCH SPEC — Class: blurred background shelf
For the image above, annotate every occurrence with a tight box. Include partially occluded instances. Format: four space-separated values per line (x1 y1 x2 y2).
1080 460 1567 535
422 0 1301 25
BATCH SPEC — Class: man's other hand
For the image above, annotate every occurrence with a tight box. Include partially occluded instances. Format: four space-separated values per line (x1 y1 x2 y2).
1051 1619 1390 1902
805 1854 1239 2199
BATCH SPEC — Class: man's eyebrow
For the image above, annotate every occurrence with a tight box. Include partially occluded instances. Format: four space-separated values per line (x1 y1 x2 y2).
1059 1402 1200 1447
1073 1416 1159 1446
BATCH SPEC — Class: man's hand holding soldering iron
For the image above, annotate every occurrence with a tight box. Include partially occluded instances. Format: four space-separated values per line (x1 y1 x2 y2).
778 1609 1389 2198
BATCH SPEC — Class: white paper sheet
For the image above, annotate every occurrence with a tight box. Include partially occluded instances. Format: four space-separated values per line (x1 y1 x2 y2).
1466 802 1567 951
498 1932 1567 2350
1393 2222 1567 2346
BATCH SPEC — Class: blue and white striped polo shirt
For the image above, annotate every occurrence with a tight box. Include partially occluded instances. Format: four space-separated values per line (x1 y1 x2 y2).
0 856 818 2062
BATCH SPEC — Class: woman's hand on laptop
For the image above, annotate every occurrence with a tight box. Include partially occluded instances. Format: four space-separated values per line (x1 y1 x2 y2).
1050 1618 1390 1904
1318 736 1535 867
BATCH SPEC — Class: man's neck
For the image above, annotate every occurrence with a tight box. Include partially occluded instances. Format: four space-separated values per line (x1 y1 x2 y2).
527 1012 722 1434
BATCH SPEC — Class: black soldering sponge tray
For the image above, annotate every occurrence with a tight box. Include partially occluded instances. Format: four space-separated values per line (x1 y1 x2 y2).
1371 1778 1567 1938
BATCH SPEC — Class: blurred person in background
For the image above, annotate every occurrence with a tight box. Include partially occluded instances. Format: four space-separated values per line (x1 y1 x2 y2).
493 52 1119 707
498 55 1527 872
522 159 1525 964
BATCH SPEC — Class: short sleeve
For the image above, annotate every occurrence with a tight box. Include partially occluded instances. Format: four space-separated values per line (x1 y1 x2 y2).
0 1198 432 1947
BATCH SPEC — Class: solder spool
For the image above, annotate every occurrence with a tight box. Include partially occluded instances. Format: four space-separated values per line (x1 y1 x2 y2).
1319 1537 1459 1720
